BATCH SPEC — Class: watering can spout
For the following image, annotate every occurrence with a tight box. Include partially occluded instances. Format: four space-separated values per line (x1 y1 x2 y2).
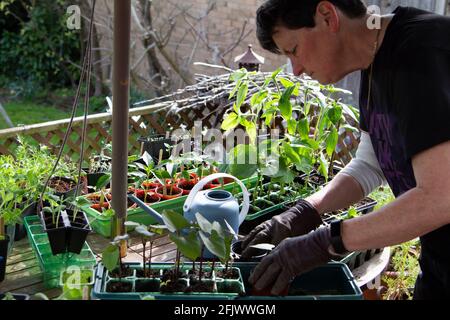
127 193 164 225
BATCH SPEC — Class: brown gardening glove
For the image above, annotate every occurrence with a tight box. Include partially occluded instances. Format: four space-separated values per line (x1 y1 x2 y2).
241 199 323 258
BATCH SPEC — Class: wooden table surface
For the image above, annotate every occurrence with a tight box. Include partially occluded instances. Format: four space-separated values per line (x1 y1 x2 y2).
0 232 177 299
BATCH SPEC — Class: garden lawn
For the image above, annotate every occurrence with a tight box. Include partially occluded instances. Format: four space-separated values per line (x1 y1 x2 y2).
0 100 84 130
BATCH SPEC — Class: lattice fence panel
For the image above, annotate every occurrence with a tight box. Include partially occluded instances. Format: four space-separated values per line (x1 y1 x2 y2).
0 96 360 165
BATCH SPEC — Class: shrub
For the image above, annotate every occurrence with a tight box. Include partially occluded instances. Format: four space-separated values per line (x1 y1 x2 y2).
0 0 80 97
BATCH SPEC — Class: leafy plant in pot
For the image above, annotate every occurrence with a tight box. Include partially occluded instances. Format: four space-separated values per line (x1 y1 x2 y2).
133 151 160 190
0 189 24 281
85 144 112 190
161 209 243 294
195 213 246 294
47 176 80 199
40 194 70 255
224 68 359 197
65 196 93 254
153 163 183 200
176 167 198 195
86 173 113 213
1 139 79 241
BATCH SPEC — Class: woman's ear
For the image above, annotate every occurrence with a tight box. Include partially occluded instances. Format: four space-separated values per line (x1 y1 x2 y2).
316 1 340 33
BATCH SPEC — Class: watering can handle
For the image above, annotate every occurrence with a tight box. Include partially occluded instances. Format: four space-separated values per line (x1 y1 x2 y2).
183 173 250 225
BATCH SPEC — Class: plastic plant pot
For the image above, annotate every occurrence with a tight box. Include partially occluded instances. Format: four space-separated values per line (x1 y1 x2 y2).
86 193 111 212
141 180 162 191
177 180 196 195
67 210 92 254
216 280 245 294
106 280 134 293
15 201 39 241
143 192 161 204
48 176 79 199
0 235 10 260
0 255 5 282
138 135 173 162
231 240 269 262
131 189 160 204
24 216 97 289
41 211 69 255
155 186 183 200
175 172 198 182
135 279 161 293
90 202 110 212
236 262 363 300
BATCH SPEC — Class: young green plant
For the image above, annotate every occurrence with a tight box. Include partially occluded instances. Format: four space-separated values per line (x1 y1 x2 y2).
101 234 130 279
196 213 238 275
161 210 202 281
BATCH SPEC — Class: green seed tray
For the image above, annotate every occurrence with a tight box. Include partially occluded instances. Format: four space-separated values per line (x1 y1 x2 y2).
91 262 362 300
235 262 363 300
24 215 97 289
92 262 245 300
79 175 259 237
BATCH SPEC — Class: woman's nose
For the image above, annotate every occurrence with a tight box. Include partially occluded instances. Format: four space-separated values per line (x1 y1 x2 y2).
291 60 305 76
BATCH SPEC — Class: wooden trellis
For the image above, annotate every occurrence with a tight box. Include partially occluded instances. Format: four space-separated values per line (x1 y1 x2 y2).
0 101 238 161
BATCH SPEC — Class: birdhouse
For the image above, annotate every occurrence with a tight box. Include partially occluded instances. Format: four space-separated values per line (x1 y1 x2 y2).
234 44 265 72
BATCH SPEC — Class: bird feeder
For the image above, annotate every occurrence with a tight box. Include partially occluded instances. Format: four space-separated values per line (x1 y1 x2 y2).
234 44 265 72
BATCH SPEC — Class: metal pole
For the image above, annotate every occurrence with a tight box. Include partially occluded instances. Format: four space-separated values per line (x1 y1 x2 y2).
112 0 131 256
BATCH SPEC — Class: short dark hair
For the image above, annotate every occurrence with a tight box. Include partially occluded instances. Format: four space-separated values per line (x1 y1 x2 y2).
257 0 367 54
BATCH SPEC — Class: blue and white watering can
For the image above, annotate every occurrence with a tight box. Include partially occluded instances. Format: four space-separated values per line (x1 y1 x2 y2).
183 173 250 236
127 173 250 259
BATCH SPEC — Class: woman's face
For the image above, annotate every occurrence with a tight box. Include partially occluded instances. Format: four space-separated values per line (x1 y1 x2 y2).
271 3 348 84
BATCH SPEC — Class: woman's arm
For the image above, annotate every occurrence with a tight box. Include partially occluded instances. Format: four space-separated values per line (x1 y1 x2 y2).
342 140 450 251
307 131 386 215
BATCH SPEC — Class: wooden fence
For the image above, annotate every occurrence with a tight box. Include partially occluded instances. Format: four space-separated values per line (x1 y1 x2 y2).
0 100 225 162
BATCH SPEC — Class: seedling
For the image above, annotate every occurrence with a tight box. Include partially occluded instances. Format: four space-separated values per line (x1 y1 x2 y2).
102 234 130 279
41 194 66 228
196 213 238 275
160 210 197 282
125 221 167 277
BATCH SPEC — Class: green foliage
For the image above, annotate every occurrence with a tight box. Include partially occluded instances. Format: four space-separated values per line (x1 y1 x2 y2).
196 213 236 265
369 187 396 210
161 210 190 233
0 0 80 97
382 240 420 300
223 68 360 199
170 230 202 262
0 138 78 236
1 292 16 300
228 144 258 179
102 244 120 273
